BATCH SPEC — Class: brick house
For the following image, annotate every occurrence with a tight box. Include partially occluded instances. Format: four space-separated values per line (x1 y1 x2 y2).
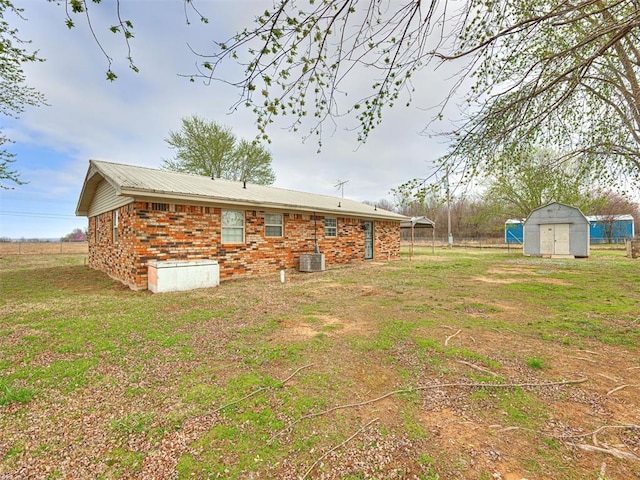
76 160 408 290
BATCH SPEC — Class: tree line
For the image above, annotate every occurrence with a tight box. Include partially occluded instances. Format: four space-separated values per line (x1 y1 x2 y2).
381 147 640 241
386 189 639 242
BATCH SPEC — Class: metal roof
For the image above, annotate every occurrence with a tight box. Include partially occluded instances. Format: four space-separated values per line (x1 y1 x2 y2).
76 160 408 221
524 201 588 223
400 216 435 228
586 214 634 222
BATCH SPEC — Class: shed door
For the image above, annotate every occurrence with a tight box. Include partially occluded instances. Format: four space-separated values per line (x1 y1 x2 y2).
554 224 571 254
540 225 555 254
363 221 374 260
540 223 570 255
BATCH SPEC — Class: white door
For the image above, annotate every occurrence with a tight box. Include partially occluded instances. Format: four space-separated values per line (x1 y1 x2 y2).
540 224 555 254
554 224 571 255
540 224 570 255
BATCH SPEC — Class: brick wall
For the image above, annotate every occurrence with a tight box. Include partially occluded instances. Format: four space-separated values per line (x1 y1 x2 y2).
88 201 401 290
89 203 140 288
374 220 402 261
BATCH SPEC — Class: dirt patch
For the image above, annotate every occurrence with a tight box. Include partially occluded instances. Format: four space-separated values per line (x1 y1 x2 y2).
273 314 370 341
479 265 574 285
475 274 572 286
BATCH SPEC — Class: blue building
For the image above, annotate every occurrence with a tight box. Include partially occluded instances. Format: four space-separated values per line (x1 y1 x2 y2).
587 215 635 244
504 219 524 244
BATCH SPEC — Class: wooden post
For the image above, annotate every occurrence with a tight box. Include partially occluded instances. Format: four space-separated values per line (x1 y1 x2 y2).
432 226 435 254
410 225 414 260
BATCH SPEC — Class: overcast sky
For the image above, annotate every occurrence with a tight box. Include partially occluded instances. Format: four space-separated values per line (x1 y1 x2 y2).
1 0 462 239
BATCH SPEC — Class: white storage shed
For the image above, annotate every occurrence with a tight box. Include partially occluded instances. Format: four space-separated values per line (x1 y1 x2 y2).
523 202 590 258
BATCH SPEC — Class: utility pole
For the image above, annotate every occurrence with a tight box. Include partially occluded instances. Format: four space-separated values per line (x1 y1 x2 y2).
445 166 453 248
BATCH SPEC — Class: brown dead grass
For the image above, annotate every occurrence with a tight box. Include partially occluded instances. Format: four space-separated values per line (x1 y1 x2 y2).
0 241 88 255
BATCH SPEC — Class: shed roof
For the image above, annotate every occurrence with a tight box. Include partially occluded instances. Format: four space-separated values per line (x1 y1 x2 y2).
524 202 588 224
76 160 408 221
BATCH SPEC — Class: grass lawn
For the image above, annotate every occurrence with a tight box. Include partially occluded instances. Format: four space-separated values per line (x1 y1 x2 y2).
1 249 639 479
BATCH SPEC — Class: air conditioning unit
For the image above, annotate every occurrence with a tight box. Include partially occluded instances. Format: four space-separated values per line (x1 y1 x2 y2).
299 253 325 272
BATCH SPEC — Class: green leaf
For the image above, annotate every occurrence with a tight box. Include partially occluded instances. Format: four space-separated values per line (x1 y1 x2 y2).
70 0 84 13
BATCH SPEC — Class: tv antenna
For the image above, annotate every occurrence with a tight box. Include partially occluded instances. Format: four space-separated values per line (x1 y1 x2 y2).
334 179 349 198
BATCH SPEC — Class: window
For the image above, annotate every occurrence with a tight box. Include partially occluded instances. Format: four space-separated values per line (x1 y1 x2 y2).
325 218 337 237
113 210 119 243
95 216 100 242
222 210 244 244
265 213 283 237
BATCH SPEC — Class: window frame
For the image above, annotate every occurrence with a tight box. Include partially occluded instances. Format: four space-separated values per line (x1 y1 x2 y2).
325 217 337 237
221 210 245 244
264 212 284 238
